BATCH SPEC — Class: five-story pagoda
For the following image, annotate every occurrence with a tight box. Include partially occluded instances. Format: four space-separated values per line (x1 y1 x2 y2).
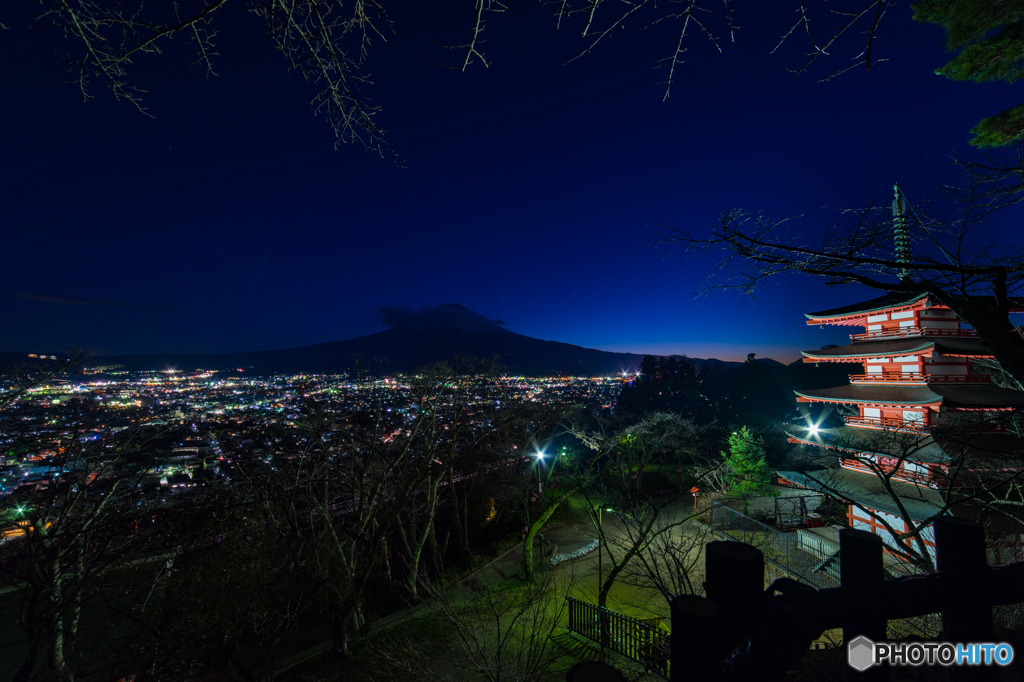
779 185 1024 568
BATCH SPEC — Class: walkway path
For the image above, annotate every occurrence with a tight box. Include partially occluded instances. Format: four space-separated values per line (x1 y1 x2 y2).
277 496 691 677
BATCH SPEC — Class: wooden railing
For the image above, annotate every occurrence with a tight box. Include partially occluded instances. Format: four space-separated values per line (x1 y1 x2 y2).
844 415 1007 433
844 416 927 430
664 518 1024 681
567 596 669 678
849 372 991 384
839 457 939 488
850 326 977 341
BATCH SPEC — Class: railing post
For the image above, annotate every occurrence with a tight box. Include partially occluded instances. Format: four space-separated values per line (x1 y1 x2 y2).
705 541 764 656
643 624 650 672
935 516 992 682
840 529 888 681
670 594 721 682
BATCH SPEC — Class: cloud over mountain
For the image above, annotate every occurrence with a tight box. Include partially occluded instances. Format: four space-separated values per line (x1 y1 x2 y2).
375 304 509 333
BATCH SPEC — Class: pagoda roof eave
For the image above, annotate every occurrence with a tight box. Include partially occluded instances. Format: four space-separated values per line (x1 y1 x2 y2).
788 424 1024 461
801 337 993 361
786 426 941 459
776 466 945 520
793 383 1024 408
805 291 1024 325
793 390 940 408
805 292 930 324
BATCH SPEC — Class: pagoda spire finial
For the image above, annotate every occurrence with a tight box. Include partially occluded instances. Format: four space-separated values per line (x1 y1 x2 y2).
892 182 911 280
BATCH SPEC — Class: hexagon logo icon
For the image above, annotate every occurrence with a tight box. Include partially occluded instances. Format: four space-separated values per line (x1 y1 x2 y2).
847 636 875 672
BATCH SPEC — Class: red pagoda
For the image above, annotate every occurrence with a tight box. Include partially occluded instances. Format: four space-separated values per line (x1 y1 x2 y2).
779 188 1024 569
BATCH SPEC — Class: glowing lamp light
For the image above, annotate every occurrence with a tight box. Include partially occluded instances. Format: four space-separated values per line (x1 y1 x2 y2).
808 424 820 437
534 450 546 460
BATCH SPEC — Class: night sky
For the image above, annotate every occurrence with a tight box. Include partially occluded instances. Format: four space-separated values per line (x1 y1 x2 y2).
3 2 1021 363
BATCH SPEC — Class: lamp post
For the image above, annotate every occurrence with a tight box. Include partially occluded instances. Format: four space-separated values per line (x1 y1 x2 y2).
595 503 614 649
534 450 546 497
593 505 616 594
594 504 603 592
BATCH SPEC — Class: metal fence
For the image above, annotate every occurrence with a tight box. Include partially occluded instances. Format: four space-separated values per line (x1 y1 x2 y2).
704 502 840 589
566 596 669 679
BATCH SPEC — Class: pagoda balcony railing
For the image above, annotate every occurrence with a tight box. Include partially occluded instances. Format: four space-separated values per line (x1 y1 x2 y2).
850 326 977 342
845 415 1008 432
840 458 935 487
849 372 991 384
844 416 927 431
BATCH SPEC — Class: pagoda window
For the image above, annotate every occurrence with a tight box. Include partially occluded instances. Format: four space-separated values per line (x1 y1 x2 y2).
875 512 908 547
892 311 915 320
903 460 930 484
903 410 924 425
868 324 883 332
876 456 902 473
867 365 884 374
868 314 889 323
863 407 881 419
851 516 873 533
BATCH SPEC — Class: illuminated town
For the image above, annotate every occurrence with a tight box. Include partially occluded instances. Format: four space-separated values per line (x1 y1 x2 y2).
0 369 625 500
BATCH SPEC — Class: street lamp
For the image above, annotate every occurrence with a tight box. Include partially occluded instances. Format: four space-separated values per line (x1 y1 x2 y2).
534 450 546 496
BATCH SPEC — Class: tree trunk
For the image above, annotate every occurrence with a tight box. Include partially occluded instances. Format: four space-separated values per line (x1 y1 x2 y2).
12 636 42 682
406 473 442 597
332 605 352 656
523 487 579 582
460 480 472 555
49 555 73 682
64 539 85 665
13 581 43 682
447 468 467 558
380 535 394 584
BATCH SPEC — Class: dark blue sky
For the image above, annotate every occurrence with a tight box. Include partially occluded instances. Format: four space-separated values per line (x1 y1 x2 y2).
2 2 1020 362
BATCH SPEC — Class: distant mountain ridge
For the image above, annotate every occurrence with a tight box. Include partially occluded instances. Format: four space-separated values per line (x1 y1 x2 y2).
82 327 645 377
0 304 788 377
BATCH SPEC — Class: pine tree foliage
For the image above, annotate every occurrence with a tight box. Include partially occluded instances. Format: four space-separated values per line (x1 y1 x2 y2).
914 0 1024 146
723 426 776 499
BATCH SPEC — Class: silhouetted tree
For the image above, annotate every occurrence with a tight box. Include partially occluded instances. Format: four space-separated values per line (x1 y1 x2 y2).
656 175 1024 388
568 413 725 607
13 1 1002 155
914 0 1024 147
